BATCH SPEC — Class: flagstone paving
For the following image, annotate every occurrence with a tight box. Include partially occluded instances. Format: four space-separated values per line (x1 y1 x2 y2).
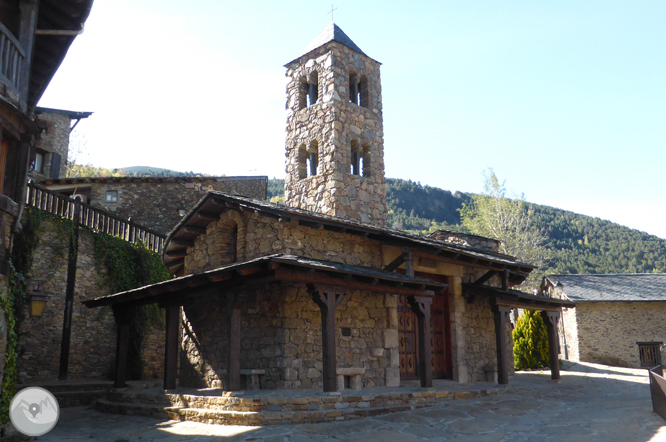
27 362 666 441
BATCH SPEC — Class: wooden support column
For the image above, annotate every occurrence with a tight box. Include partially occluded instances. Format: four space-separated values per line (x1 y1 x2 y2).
408 296 433 388
309 284 345 392
226 292 243 391
112 306 133 388
493 305 512 385
58 199 81 380
163 305 180 390
541 310 562 380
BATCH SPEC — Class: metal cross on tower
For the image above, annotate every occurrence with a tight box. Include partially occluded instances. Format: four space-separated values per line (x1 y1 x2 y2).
328 5 337 22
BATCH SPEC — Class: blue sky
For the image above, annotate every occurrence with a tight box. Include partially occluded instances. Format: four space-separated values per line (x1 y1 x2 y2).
39 1 666 238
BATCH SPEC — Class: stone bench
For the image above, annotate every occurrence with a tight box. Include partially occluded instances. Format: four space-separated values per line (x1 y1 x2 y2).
482 364 497 383
337 367 365 390
215 369 265 390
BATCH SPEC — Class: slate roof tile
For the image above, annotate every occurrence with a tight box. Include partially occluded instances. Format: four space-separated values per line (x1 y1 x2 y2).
546 274 666 302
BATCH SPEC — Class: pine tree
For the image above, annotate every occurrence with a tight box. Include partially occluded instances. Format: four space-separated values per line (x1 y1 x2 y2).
513 310 550 370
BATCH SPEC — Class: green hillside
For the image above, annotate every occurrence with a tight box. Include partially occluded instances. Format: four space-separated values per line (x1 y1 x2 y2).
267 177 666 275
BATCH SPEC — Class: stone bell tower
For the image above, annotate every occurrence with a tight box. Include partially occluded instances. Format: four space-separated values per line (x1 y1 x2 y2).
284 23 387 227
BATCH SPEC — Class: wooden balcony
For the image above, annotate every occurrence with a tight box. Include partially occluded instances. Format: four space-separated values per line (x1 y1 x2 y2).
0 21 26 109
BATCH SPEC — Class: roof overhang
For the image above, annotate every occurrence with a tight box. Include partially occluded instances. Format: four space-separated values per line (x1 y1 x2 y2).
83 254 447 310
30 0 95 109
462 283 576 311
163 192 536 283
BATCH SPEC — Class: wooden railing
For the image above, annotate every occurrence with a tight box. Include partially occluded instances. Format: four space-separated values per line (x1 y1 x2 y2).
0 22 25 92
649 365 666 421
25 182 166 253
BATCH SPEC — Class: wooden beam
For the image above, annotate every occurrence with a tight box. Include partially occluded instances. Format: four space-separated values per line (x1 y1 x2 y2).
541 311 561 381
163 305 180 390
226 293 243 391
383 254 405 273
166 250 188 259
196 211 219 222
182 225 207 235
409 296 433 388
172 239 194 248
274 268 436 297
493 305 512 385
309 284 345 392
112 306 133 388
474 270 497 286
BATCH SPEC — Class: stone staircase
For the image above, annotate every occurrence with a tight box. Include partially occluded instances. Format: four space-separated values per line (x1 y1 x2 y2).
19 381 114 408
96 385 502 425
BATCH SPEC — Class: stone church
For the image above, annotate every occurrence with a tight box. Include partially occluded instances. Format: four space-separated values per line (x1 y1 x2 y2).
85 23 572 392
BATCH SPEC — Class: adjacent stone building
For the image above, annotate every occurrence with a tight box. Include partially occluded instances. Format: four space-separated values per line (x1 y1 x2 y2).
543 274 666 368
40 176 268 235
85 23 572 394
30 107 93 180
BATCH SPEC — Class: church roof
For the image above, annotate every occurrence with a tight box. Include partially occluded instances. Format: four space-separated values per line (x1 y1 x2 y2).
545 274 666 302
300 22 367 58
83 253 447 309
163 191 536 282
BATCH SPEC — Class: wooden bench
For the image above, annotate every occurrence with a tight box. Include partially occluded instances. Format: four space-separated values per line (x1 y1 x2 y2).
337 367 365 390
216 369 265 390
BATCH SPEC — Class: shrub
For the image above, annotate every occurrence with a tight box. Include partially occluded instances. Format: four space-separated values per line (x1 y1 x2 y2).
513 310 549 370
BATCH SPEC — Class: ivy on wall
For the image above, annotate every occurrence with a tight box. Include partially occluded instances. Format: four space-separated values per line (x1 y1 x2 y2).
0 263 27 426
94 234 171 379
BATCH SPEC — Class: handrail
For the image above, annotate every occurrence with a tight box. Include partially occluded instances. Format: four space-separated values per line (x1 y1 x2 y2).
649 365 666 421
0 22 25 92
25 182 166 253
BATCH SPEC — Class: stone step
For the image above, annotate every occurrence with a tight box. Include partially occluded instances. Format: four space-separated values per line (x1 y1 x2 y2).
96 397 434 426
19 382 113 393
55 390 110 408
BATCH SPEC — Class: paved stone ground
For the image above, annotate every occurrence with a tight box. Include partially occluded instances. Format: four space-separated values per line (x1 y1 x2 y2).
26 362 666 441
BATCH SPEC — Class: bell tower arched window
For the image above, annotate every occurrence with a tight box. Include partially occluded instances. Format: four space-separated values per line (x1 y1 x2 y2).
298 141 319 179
308 71 319 106
358 75 369 108
351 141 371 177
349 73 359 105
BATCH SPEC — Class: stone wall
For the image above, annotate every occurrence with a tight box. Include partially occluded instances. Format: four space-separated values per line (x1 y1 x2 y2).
185 209 383 274
180 283 397 390
284 41 387 227
17 217 165 382
429 230 501 253
33 112 70 179
571 302 666 368
42 177 268 236
559 305 579 362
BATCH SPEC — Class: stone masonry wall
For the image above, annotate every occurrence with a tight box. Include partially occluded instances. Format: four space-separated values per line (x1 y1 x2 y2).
559 305 579 362
18 217 165 382
33 112 70 179
180 283 397 390
185 209 383 274
284 42 387 227
88 177 267 235
429 231 501 253
574 302 666 368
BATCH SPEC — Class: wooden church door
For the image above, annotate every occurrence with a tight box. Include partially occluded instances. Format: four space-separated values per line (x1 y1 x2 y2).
398 282 452 380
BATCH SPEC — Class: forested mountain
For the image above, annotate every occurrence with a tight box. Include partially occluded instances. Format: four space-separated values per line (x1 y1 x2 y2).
267 177 666 275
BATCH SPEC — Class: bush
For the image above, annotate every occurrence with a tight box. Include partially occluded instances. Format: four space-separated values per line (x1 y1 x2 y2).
513 310 550 370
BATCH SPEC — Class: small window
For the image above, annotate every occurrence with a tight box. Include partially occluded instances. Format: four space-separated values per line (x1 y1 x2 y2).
34 151 44 174
105 190 118 203
638 342 662 367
